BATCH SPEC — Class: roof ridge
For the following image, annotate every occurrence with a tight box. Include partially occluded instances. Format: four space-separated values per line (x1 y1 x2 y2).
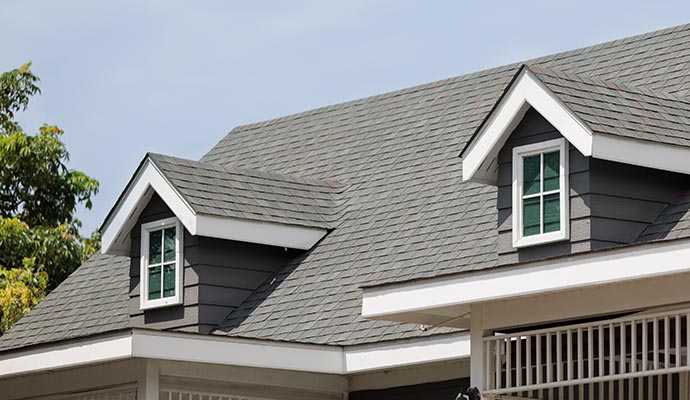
526 64 690 105
149 152 344 190
222 22 690 135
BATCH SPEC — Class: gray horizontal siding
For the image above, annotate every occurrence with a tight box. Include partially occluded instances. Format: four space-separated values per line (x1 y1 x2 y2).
496 108 688 265
128 192 299 333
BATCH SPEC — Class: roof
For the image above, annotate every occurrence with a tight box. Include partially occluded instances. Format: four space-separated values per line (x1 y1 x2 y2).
637 189 690 242
4 23 690 352
0 253 130 352
527 65 690 148
147 153 345 229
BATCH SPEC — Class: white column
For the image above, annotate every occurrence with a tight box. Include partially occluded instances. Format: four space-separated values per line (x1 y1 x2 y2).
470 303 489 397
138 359 160 400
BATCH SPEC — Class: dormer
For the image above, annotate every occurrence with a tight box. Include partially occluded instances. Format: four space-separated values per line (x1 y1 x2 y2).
462 65 690 264
100 153 344 332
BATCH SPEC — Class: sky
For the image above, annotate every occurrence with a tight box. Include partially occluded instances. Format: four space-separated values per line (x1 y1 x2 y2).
3 0 690 234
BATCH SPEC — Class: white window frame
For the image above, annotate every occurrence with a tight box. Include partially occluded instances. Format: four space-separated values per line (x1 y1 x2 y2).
140 217 184 310
512 138 569 248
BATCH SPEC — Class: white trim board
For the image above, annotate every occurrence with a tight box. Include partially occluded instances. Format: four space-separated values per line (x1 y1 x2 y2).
100 159 327 254
361 238 690 322
0 332 133 377
0 330 471 378
462 68 592 184
462 68 690 184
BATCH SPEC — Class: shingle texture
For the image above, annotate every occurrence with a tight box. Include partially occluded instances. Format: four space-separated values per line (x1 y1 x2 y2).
206 24 690 345
528 65 690 148
4 23 690 351
0 253 130 352
148 153 345 229
637 190 690 242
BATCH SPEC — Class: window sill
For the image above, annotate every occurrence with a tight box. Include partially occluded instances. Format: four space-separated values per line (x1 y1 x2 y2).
140 296 182 311
513 230 568 249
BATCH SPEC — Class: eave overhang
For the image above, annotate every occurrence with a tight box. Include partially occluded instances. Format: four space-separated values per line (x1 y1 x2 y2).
461 65 690 184
100 156 328 255
361 238 690 328
0 329 471 378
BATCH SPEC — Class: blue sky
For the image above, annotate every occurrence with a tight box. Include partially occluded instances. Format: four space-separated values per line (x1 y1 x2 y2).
3 1 690 234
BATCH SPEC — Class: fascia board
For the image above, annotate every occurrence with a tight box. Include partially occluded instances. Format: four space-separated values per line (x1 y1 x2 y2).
592 134 690 176
195 215 327 251
0 330 472 377
0 332 133 378
361 238 690 321
343 332 471 373
131 330 345 375
462 69 593 184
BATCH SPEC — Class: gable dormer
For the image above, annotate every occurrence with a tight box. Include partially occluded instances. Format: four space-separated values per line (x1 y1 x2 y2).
100 153 344 332
462 65 690 265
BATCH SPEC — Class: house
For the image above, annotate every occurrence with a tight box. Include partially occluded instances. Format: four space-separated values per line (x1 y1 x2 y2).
2 22 690 400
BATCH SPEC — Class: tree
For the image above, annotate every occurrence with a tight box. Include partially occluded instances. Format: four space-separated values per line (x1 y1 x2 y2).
0 62 99 333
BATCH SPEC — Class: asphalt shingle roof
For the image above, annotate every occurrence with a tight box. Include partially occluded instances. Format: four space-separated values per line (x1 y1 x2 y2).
637 190 690 242
528 65 690 148
148 153 345 229
0 253 130 352
3 23 690 352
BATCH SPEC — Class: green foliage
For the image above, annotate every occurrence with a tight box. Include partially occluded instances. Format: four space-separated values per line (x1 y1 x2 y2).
0 124 99 226
0 266 48 334
0 62 40 134
0 62 100 332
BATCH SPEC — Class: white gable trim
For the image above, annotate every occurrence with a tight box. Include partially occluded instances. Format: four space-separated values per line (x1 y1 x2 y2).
101 160 196 255
462 68 593 184
362 238 690 322
0 329 471 378
101 159 327 254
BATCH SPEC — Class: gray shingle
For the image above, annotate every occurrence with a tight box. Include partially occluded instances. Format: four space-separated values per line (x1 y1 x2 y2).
208 25 690 345
4 23 690 352
0 253 130 352
148 153 345 229
527 65 690 148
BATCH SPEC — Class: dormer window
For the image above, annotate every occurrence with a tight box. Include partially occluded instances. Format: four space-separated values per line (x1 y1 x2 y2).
140 217 183 309
512 138 569 247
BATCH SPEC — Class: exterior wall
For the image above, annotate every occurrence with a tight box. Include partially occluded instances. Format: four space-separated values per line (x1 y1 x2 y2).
349 378 469 400
129 193 298 333
497 108 687 265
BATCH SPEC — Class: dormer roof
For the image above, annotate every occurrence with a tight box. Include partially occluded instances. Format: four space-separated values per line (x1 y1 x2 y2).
462 64 690 184
100 153 346 254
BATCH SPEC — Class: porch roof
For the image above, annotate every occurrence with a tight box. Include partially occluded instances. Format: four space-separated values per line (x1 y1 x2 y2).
361 237 690 328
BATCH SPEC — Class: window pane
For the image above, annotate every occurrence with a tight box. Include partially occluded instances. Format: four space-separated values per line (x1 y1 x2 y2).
543 193 561 233
148 266 161 300
523 155 541 195
523 196 541 236
163 264 176 298
149 230 162 264
543 151 560 192
164 227 176 262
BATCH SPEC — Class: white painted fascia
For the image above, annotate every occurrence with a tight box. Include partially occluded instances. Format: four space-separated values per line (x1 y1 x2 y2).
131 330 344 375
362 238 690 321
194 214 327 251
344 332 470 373
462 68 593 184
101 159 327 254
0 329 472 378
0 332 133 378
592 134 690 176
